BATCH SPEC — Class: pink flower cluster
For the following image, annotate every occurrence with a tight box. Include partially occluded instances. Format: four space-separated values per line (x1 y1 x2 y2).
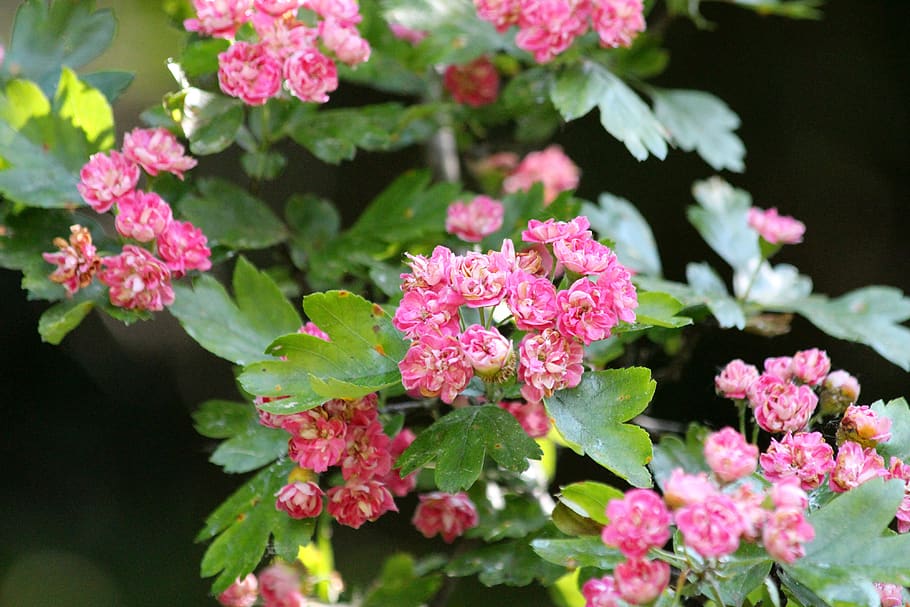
747 206 806 245
503 145 580 206
185 0 369 105
55 130 210 310
394 216 637 405
260 386 416 529
474 0 645 63
412 491 479 542
443 56 500 107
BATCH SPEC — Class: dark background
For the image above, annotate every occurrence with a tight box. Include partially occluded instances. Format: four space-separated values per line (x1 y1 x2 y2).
1 1 909 605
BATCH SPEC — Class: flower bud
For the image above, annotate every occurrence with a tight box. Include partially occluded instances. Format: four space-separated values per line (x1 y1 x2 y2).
836 404 892 448
459 324 515 382
818 369 860 416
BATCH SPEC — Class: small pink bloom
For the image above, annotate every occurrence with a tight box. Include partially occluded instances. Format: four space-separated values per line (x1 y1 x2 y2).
218 41 284 105
254 0 300 16
388 22 427 44
770 477 809 510
499 400 550 438
340 421 392 481
255 404 289 429
399 334 474 404
275 480 325 518
507 270 559 331
77 151 140 213
819 369 861 414
581 576 621 607
556 277 622 345
326 479 397 529
762 508 814 563
322 393 378 427
514 0 589 63
382 429 418 497
748 374 817 434
445 195 504 242
474 0 522 32
888 457 910 534
319 18 371 65
760 431 835 490
217 574 258 607
299 321 330 341
729 483 767 540
763 356 794 381
837 404 892 448
184 0 252 38
662 469 716 509
42 225 101 296
592 0 645 48
412 492 479 542
674 492 744 558
504 145 580 205
258 563 301 604
98 245 174 311
598 262 639 324
703 427 758 483
253 13 318 61
286 410 347 473
791 348 831 386
114 190 173 242
517 328 584 402
613 558 670 605
715 359 760 400
157 220 211 278
284 47 338 103
521 216 591 244
874 583 905 607
401 246 456 293
601 489 671 559
448 251 511 308
123 128 198 179
516 243 553 277
302 0 362 25
443 57 500 107
552 236 617 275
393 287 462 339
747 207 806 245
459 324 514 378
829 440 887 493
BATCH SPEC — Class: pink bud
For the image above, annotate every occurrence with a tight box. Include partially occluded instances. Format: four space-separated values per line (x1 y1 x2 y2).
504 146 580 205
498 400 550 438
715 359 759 400
217 574 258 607
747 207 806 245
770 477 809 510
837 404 892 448
581 575 621 607
445 195 504 242
703 427 758 483
275 481 325 519
791 348 831 386
613 558 670 605
459 324 514 379
412 492 479 542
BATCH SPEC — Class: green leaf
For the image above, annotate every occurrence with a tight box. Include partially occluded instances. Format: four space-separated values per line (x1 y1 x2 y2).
238 291 408 412
686 263 746 329
545 368 656 487
469 493 549 542
284 194 340 271
397 405 542 493
193 400 255 439
179 178 288 250
702 543 772 607
210 422 287 474
197 460 314 595
629 291 693 330
362 554 443 607
729 0 823 19
651 88 745 172
550 63 605 122
53 67 115 151
82 71 135 103
557 481 624 527
176 38 231 78
170 257 302 365
787 287 910 371
582 193 662 276
650 424 711 490
687 177 759 273
531 536 624 570
872 398 910 462
180 89 244 155
241 150 286 180
6 0 116 91
446 529 565 587
37 300 94 344
735 260 813 307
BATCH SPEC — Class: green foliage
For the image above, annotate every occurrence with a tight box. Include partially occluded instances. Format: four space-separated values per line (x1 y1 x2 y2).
557 481 624 527
170 257 302 365
546 368 656 488
193 400 287 473
446 528 565 587
583 193 662 276
629 291 694 330
397 405 542 493
469 492 550 542
687 177 758 274
873 398 910 462
362 554 443 607
37 300 94 345
650 424 712 489
238 291 408 412
82 71 135 103
532 536 625 570
197 459 314 595
179 88 244 155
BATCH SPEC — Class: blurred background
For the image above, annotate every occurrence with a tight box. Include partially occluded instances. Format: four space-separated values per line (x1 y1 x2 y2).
1 1 908 605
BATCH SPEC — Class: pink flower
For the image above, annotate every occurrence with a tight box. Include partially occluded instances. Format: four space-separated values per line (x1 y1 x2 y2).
592 0 645 48
888 457 910 534
837 404 892 448
474 0 522 32
393 287 462 339
322 393 378 427
218 41 284 105
217 574 258 607
819 369 861 415
448 251 511 308
275 481 325 518
517 328 584 401
581 576 621 607
703 427 758 483
829 440 887 493
674 492 744 558
516 243 553 277
445 195 505 242
123 128 198 179
598 262 639 323
791 348 830 386
382 429 418 497
556 277 623 345
443 57 500 107
43 225 101 296
319 18 371 65
114 190 173 242
762 508 814 563
286 410 347 473
729 484 768 540
507 270 559 331
340 421 392 481
498 400 550 438
299 321 330 341
613 558 670 605
770 477 809 510
521 216 591 244
401 246 456 293
504 146 580 205
514 0 589 63
662 469 716 509
760 432 835 490
258 563 301 604
715 359 760 400
874 583 905 607
399 334 474 404
302 0 362 25
253 13 317 61
326 479 397 529
184 0 252 38
77 151 140 213
459 324 514 379
98 245 175 311
552 236 617 275
412 492 479 542
284 47 338 103
747 207 806 245
763 356 794 381
748 374 817 434
601 489 671 559
157 220 212 278
255 405 289 429
388 22 427 44
254 0 300 16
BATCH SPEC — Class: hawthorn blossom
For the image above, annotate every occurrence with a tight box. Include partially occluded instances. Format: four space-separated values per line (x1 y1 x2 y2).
382 429 418 497
507 270 559 331
888 457 910 533
253 13 317 61
286 410 347 473
254 0 300 16
504 145 580 204
123 128 198 179
326 479 397 529
443 57 500 107
157 220 212 278
400 246 456 293
703 427 758 483
747 207 805 245
217 574 258 607
275 481 325 518
729 483 767 540
791 348 831 386
399 334 473 404
322 393 378 427
517 328 584 402
445 195 504 242
474 0 522 32
521 216 591 244
747 374 817 433
319 18 371 66
592 0 645 48
552 236 617 275
763 356 794 381
98 245 175 311
715 359 759 400
613 558 670 605
760 432 835 490
662 469 715 509
284 47 339 103
412 492 479 542
218 41 284 105
77 150 140 213
114 190 173 242
340 421 392 481
514 0 590 63
874 583 905 607
556 277 623 344
762 508 814 563
302 0 362 25
770 477 809 510
581 576 621 607
184 0 252 38
258 563 302 606
448 251 511 308
459 324 515 379
601 489 671 559
836 404 892 448
829 440 887 493
43 225 100 296
499 400 550 438
674 492 744 558
393 287 462 338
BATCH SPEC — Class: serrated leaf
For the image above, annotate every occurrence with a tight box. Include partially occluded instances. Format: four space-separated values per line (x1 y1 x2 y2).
733 259 813 306
651 88 745 172
179 178 287 250
170 256 302 365
558 481 624 526
582 193 662 276
37 299 94 344
397 405 542 493
469 493 549 542
629 291 693 329
872 398 910 462
650 424 711 490
550 63 607 122
241 150 286 180
531 536 624 570
362 554 442 607
635 265 746 330
238 291 408 412
193 400 255 439
701 543 772 607
446 529 564 587
210 423 288 474
545 368 656 487
82 71 135 103
54 67 114 151
688 177 760 273
176 38 231 78
180 88 244 155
